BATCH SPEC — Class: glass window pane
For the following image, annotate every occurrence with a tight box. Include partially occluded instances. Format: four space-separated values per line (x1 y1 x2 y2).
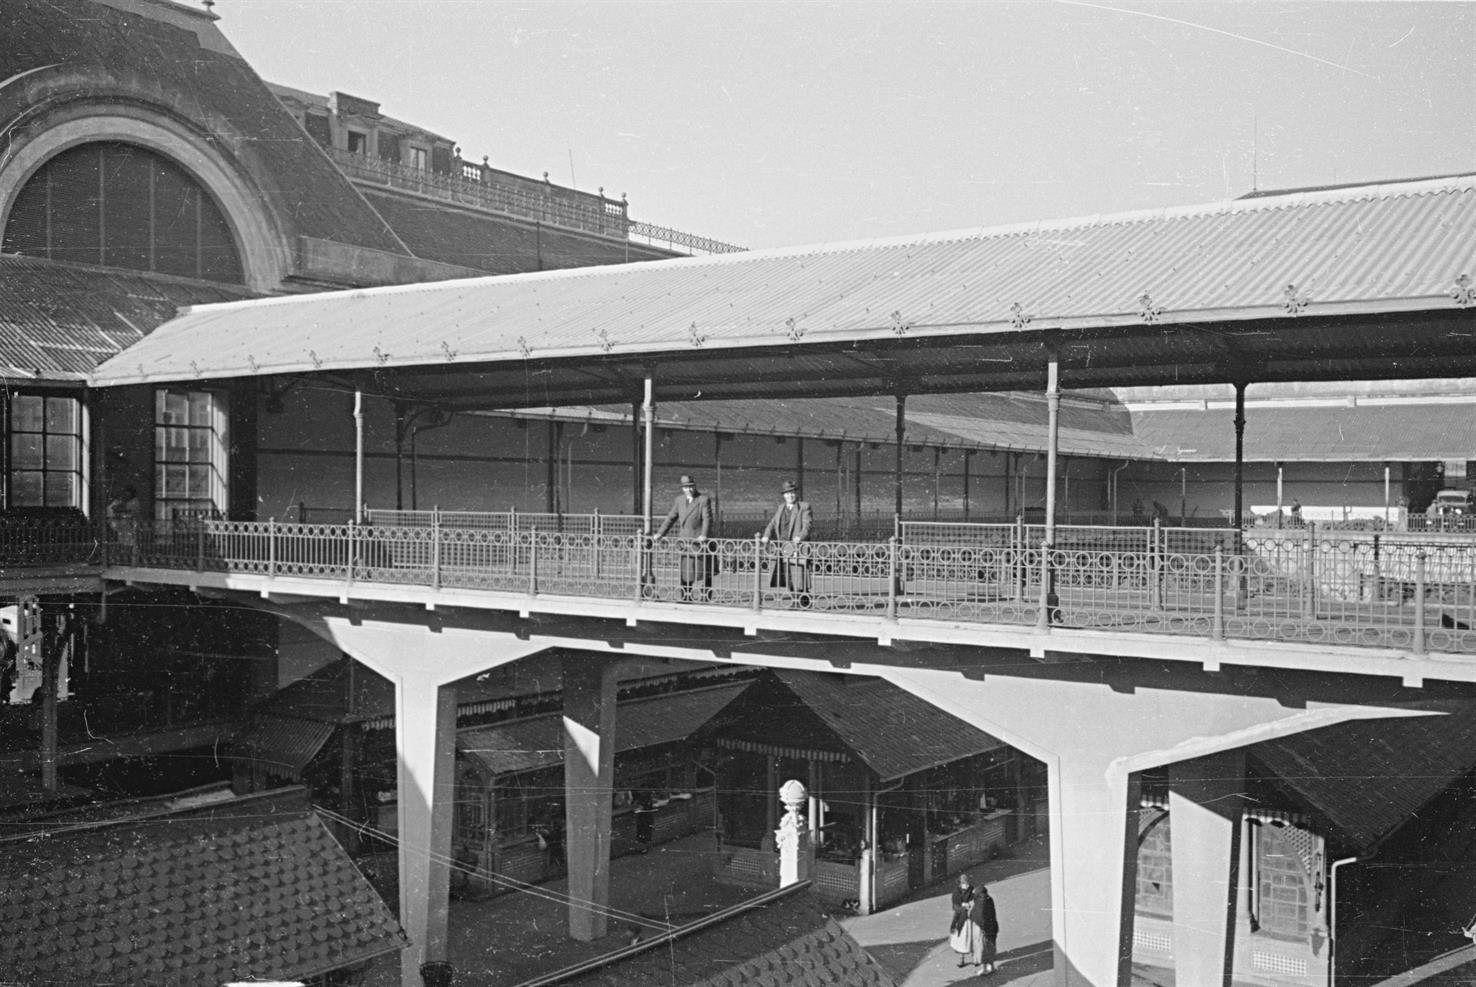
44 472 75 508
11 434 42 469
158 391 189 425
12 471 43 506
189 392 213 426
188 428 211 459
45 396 77 433
163 465 188 498
12 395 44 432
46 434 78 471
187 465 211 498
163 428 190 462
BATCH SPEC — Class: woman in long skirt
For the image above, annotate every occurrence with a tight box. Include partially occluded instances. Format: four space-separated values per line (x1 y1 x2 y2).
948 873 982 969
974 883 1000 975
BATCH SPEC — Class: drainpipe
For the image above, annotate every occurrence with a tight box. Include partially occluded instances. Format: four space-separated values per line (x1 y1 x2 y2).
353 389 364 524
1328 855 1359 987
1110 460 1131 524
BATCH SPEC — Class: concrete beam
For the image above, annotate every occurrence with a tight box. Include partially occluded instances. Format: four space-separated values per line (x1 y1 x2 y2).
562 656 619 941
1169 750 1247 987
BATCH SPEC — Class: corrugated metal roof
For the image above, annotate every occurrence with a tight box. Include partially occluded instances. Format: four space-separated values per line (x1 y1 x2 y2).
90 175 1476 390
558 392 1148 458
1130 397 1476 462
459 683 746 777
0 256 249 380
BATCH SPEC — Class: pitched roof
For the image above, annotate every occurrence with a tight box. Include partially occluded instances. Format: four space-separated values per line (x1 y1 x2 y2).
589 391 1147 458
721 671 1006 783
0 787 404 984
537 884 897 987
0 255 250 380
89 175 1476 393
1249 702 1476 849
459 683 748 777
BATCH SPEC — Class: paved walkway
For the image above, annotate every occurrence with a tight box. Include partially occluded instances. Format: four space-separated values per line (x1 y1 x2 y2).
842 835 1057 987
358 831 1183 987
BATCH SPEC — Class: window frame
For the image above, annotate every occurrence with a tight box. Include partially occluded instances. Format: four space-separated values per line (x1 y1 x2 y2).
4 390 88 512
152 388 229 521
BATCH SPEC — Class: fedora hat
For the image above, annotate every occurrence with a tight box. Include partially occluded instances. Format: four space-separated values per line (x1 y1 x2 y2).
679 475 697 486
780 480 798 494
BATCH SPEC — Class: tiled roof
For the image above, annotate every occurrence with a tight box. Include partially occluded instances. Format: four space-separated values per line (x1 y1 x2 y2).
544 885 897 987
722 672 1006 783
1129 398 1476 462
228 714 339 776
0 787 404 984
0 255 249 380
459 683 747 777
0 0 411 260
90 174 1476 389
1249 701 1476 849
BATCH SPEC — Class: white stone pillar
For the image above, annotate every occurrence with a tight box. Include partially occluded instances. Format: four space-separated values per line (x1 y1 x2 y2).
563 657 619 941
395 676 459 987
1047 757 1139 987
777 778 813 887
1168 750 1247 987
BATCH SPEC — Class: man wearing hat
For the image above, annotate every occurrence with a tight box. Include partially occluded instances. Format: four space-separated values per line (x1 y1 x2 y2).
760 480 813 604
654 474 716 601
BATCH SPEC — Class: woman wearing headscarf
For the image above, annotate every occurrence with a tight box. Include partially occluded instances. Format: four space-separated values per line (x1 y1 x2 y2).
948 873 981 969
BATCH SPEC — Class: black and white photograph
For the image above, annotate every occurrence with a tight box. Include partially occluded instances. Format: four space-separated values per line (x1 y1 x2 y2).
1 2 1475 985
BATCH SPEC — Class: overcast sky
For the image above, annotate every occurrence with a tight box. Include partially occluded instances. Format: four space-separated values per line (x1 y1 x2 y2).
215 0 1475 250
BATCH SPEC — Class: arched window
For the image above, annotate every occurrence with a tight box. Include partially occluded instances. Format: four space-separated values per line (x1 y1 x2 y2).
3 141 244 284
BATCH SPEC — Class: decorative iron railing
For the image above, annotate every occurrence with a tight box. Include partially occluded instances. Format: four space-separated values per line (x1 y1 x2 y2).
13 515 1476 659
327 148 745 255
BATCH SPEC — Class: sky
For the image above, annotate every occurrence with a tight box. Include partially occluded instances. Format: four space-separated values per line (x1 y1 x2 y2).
213 0 1475 251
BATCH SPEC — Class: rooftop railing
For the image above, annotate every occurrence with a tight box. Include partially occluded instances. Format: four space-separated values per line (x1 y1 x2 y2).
28 514 1470 660
327 148 745 255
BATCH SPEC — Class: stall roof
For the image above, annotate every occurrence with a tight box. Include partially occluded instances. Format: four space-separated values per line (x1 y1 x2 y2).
228 714 339 776
0 787 404 984
459 683 748 777
90 175 1476 404
721 671 1007 784
1249 701 1476 850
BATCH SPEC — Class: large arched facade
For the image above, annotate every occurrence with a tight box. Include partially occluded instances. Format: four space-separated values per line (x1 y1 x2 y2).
0 70 293 291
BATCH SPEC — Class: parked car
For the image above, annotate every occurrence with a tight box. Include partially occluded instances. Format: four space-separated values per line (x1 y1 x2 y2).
1428 489 1476 517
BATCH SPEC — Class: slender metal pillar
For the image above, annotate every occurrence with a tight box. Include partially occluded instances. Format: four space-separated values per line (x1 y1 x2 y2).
1044 357 1060 542
631 398 642 515
642 376 655 535
1044 355 1061 623
894 391 906 519
1233 381 1247 531
353 389 365 523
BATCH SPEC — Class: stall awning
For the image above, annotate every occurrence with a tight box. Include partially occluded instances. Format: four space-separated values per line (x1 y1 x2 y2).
227 714 338 776
459 683 747 778
715 738 850 763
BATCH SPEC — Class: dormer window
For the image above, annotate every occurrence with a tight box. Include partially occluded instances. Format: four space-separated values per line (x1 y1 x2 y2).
347 131 368 156
410 146 428 171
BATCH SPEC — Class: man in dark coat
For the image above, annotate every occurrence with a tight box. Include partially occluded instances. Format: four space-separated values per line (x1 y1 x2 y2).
761 479 813 605
975 884 1000 974
654 474 716 601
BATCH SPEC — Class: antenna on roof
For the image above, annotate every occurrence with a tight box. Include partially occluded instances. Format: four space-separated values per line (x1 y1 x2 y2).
1251 111 1258 192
